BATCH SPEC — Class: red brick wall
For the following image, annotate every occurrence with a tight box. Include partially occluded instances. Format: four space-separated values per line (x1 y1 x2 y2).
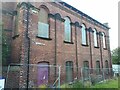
2 2 112 87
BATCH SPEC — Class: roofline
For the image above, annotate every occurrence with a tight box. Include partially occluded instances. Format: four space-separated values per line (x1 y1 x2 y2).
58 1 110 30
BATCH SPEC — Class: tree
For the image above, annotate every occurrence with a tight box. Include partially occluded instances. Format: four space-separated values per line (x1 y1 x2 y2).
111 47 120 64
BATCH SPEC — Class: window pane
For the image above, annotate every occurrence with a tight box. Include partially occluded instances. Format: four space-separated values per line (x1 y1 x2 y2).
38 22 49 38
82 24 86 45
64 17 71 42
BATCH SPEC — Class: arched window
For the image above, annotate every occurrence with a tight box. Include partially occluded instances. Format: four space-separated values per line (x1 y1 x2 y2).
81 24 87 45
38 7 49 38
93 29 98 47
64 17 71 42
102 32 106 48
66 61 73 82
96 61 100 74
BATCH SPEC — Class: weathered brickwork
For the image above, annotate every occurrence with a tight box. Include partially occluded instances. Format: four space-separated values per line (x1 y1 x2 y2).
2 1 112 88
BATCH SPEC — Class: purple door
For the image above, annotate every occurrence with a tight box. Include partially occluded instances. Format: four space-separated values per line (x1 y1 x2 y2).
37 62 49 86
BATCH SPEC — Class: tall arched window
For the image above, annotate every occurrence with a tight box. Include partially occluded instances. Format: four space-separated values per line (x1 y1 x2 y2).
93 29 98 47
102 32 106 48
38 7 49 38
81 24 87 45
64 17 71 42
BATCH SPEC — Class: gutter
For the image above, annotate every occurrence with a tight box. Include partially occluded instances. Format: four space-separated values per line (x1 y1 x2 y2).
25 3 30 90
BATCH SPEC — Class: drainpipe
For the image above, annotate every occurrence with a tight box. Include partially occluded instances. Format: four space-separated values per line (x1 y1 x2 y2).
75 25 78 79
99 33 103 69
89 28 93 71
54 15 57 82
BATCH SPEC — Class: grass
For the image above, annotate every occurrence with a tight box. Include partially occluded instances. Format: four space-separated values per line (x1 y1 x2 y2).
61 78 119 89
91 78 118 88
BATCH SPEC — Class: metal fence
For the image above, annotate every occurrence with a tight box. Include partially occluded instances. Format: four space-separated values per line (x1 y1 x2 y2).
5 64 117 88
81 68 113 86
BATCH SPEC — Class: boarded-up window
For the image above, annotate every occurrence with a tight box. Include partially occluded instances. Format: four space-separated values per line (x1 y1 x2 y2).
66 61 73 82
105 60 109 74
13 8 19 36
81 24 87 45
83 61 89 78
38 8 49 38
64 17 71 42
38 22 49 38
96 61 100 74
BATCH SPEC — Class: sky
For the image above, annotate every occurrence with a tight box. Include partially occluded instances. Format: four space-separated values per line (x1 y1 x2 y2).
63 0 119 51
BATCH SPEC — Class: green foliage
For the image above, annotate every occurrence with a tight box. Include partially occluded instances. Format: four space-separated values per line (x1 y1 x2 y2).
112 47 120 64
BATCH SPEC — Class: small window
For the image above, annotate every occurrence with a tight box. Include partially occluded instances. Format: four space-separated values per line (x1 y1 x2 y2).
83 61 89 78
38 8 49 38
105 60 109 74
81 24 87 45
102 32 106 48
83 61 89 69
64 17 71 42
93 29 98 47
13 8 19 36
96 61 100 74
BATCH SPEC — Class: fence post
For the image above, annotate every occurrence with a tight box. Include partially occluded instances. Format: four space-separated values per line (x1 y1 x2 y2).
5 64 11 88
81 67 84 87
58 66 61 88
102 68 105 81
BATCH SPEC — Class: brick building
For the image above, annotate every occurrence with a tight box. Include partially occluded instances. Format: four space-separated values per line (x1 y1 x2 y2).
2 1 112 88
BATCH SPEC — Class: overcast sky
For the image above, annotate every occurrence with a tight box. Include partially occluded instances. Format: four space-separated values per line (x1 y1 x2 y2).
63 0 118 51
